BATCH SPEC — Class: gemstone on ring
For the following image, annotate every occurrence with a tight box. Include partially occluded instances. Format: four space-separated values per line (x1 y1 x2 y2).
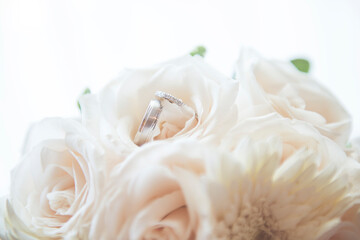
155 91 184 107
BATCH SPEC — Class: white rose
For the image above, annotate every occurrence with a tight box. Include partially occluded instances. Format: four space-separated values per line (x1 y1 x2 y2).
222 113 344 164
88 140 215 240
79 55 239 162
235 49 352 146
0 118 104 239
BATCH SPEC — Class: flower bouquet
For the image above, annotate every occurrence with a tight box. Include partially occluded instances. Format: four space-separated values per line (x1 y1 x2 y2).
1 48 360 240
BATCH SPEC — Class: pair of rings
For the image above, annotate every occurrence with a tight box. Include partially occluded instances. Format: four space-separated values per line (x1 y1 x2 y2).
134 91 191 146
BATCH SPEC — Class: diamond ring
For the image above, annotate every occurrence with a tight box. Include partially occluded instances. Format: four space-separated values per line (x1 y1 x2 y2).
134 91 196 146
155 91 184 107
156 91 197 119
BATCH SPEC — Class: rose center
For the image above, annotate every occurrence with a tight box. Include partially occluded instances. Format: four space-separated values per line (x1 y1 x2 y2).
47 188 75 215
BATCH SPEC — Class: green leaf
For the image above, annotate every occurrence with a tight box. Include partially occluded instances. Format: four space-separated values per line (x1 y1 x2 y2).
77 87 91 111
291 58 310 73
190 46 206 57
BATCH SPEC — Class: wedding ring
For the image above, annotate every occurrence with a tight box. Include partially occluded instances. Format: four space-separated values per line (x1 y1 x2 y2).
156 91 198 120
134 99 162 146
155 91 184 107
134 91 197 146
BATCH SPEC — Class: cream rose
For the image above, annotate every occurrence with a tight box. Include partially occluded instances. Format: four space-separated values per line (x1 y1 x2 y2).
79 55 239 163
221 113 344 165
235 49 352 146
88 140 214 240
0 118 105 239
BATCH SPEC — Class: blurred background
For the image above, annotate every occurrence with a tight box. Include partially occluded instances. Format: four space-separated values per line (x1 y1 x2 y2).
0 0 359 195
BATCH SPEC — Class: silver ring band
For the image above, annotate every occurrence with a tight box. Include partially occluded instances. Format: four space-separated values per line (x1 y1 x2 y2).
134 99 162 146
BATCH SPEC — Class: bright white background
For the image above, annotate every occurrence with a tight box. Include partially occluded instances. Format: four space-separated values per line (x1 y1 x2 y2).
0 0 359 195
